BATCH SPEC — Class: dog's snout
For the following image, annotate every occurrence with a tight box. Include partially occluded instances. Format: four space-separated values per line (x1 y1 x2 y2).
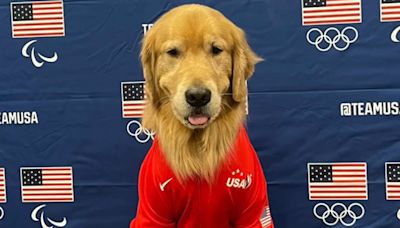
185 87 211 107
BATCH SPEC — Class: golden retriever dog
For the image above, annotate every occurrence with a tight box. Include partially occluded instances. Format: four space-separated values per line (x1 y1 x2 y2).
131 4 274 228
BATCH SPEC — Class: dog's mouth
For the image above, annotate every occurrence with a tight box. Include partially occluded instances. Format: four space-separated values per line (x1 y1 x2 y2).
183 107 213 128
172 86 221 129
187 114 210 127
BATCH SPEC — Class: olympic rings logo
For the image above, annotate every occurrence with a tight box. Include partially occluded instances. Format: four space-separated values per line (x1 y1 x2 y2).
306 27 358 52
126 120 155 144
397 209 400 221
313 203 365 226
0 207 4 220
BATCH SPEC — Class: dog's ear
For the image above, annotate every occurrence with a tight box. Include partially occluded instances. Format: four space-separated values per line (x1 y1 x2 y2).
231 28 262 103
141 31 160 106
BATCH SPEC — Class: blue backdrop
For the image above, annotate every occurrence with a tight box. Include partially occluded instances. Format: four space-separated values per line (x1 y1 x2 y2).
1 0 400 227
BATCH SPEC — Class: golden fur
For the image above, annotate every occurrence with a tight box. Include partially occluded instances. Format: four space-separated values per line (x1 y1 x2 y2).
140 4 261 182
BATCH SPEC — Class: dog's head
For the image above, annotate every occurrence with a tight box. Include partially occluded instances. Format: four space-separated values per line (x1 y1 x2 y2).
141 4 261 130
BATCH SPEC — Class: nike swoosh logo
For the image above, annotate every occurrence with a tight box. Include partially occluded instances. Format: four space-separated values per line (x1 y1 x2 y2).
159 178 173 191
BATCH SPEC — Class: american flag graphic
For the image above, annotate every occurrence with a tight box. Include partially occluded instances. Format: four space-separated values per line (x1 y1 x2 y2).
260 206 272 228
20 167 74 203
10 0 65 38
121 81 146 118
381 0 400 22
308 163 368 200
0 168 6 203
386 162 400 200
302 0 362 26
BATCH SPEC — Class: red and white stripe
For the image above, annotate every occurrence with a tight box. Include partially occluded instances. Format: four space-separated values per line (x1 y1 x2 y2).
387 182 400 200
302 0 362 26
0 168 6 203
260 206 272 227
21 167 74 203
309 163 368 200
381 1 400 22
11 0 65 38
123 100 146 118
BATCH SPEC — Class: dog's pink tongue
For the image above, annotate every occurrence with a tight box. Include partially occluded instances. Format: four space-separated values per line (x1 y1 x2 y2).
188 116 209 125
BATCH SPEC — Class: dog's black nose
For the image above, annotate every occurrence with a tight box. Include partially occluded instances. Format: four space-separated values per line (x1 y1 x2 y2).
185 87 211 107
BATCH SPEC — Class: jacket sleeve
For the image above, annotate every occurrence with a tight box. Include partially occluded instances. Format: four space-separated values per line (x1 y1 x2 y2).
130 146 176 228
233 147 274 228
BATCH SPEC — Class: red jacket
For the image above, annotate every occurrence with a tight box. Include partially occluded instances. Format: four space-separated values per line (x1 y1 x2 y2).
131 127 274 228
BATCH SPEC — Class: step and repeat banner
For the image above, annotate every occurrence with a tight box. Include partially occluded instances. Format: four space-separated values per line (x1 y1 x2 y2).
1 0 400 227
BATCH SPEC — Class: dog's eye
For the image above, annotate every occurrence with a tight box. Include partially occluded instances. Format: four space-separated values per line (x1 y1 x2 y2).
167 48 179 57
211 46 223 55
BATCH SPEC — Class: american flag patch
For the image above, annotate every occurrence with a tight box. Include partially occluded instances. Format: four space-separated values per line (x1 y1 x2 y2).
0 168 6 203
381 0 400 22
20 167 74 203
302 0 362 26
121 81 146 118
386 162 400 200
10 0 65 38
308 162 368 200
260 206 272 227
